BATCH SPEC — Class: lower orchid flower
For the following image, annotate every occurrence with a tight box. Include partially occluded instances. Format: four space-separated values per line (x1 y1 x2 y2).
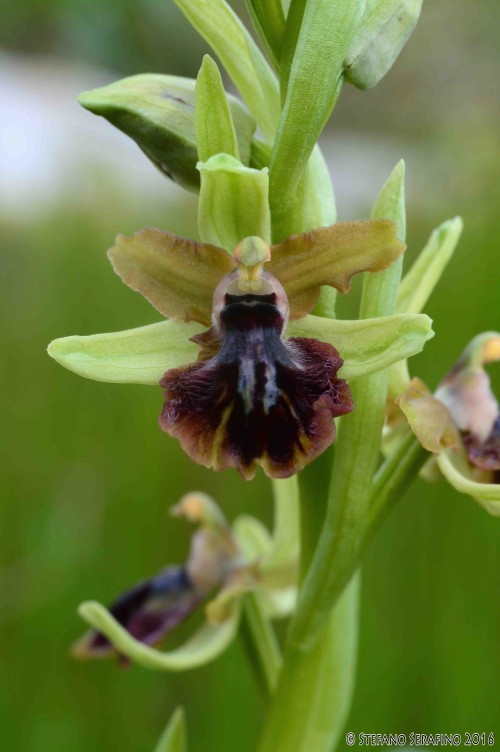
74 492 298 669
48 220 434 479
398 332 500 516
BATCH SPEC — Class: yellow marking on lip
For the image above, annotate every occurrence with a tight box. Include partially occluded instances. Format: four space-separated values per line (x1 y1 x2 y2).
211 405 234 471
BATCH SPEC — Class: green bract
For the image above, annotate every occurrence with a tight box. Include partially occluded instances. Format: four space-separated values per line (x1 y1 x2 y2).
245 0 286 70
174 0 281 142
79 74 255 193
345 0 423 90
195 55 240 162
153 709 186 752
269 0 365 212
397 217 463 315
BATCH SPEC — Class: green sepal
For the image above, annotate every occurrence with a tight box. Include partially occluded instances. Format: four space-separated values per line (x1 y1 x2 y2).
198 154 271 251
78 74 255 192
48 312 433 386
173 0 280 142
47 320 203 384
77 599 240 671
153 708 187 752
345 0 423 90
397 217 463 314
196 55 240 162
287 312 433 380
269 0 364 211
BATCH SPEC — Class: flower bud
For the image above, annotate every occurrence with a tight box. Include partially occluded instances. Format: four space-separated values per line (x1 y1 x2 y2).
344 0 422 90
79 74 256 192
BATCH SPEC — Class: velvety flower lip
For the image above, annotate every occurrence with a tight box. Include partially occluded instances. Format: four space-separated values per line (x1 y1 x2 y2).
160 271 353 479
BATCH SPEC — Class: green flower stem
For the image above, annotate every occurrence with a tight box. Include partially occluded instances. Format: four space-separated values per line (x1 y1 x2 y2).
297 448 332 579
257 573 360 752
285 161 406 648
242 592 283 698
366 433 428 539
265 477 300 572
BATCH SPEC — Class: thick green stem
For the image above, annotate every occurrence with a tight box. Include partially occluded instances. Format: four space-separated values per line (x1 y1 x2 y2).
285 161 407 648
257 573 360 752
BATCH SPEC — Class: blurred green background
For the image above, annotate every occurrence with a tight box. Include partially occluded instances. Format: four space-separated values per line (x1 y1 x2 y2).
1 1 499 750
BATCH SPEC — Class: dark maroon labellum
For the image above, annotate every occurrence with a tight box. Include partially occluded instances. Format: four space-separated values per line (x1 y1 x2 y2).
159 285 353 479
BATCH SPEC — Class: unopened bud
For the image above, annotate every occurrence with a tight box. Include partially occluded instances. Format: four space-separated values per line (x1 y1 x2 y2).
344 0 422 90
79 74 255 193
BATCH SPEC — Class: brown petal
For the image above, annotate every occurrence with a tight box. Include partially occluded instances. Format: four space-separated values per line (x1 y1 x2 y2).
268 219 405 319
158 290 353 480
108 229 234 326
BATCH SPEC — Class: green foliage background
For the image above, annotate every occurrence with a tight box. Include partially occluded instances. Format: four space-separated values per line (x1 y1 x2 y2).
1 1 499 750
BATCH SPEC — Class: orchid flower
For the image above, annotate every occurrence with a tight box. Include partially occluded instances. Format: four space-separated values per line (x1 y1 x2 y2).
398 333 500 516
74 492 297 671
48 220 434 479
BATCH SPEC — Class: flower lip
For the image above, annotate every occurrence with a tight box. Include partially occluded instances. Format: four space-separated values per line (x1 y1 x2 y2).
160 269 353 480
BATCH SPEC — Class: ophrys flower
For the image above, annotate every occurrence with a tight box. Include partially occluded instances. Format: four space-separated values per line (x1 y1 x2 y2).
48 219 435 479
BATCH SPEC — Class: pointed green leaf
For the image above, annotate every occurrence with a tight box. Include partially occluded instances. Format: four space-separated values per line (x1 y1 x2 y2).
286 312 434 380
437 450 500 517
196 55 240 162
78 600 240 671
47 320 203 384
79 74 255 191
269 0 364 209
153 709 187 752
173 0 280 142
397 217 463 314
198 154 271 251
345 0 423 90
